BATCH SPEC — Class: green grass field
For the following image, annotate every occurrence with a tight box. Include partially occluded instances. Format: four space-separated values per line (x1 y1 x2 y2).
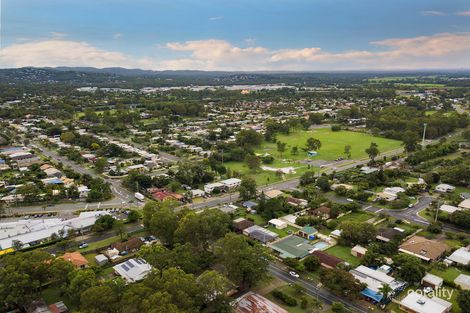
225 128 402 183
325 245 361 267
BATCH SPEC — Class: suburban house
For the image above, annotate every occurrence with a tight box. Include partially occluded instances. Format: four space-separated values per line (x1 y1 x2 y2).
421 273 444 290
376 227 404 243
58 252 89 269
311 250 343 269
110 237 144 254
264 189 284 199
458 199 470 210
455 274 470 290
351 245 368 258
297 226 318 240
268 218 287 229
269 235 316 259
350 265 407 303
399 236 448 262
309 206 333 219
243 225 278 244
286 197 308 208
94 254 109 266
233 292 289 313
376 187 405 202
220 178 242 189
399 291 452 313
204 182 225 193
232 218 254 233
435 184 456 193
113 258 152 283
439 204 461 214
445 246 470 266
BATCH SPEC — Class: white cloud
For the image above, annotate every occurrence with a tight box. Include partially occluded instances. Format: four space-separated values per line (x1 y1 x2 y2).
0 40 155 69
208 16 223 21
113 33 123 39
421 10 446 16
50 32 67 38
456 11 470 16
1 33 470 70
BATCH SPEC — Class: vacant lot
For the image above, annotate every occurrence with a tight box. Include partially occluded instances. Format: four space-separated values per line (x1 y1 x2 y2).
225 128 401 183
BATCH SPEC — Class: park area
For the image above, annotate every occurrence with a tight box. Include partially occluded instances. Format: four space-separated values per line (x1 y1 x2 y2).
225 128 402 184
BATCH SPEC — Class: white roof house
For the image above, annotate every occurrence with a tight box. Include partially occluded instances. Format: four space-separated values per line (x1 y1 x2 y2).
458 199 470 210
113 258 152 283
455 274 470 290
220 178 242 188
421 273 444 289
268 218 287 230
400 291 452 313
435 184 455 193
446 247 470 266
204 182 225 193
439 204 460 214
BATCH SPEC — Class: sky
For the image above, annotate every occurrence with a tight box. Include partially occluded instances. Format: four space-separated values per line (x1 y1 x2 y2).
1 0 470 71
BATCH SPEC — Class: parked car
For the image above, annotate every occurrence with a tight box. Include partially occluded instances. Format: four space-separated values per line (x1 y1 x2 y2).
78 242 89 249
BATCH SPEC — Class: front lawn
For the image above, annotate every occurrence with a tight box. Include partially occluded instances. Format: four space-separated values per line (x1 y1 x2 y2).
325 245 361 267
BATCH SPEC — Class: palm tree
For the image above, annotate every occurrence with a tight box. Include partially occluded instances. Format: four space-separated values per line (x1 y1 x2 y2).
379 283 393 301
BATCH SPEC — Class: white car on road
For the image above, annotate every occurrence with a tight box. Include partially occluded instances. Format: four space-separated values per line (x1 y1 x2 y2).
289 271 299 278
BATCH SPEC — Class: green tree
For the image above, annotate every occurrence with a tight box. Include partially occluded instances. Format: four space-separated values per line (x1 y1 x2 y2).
94 157 108 173
402 130 420 152
392 254 426 284
315 176 330 192
339 222 376 246
114 220 126 240
379 283 393 301
197 270 231 312
306 137 322 151
320 268 365 300
299 171 316 186
457 290 470 313
215 233 268 290
344 145 352 159
80 285 118 313
244 154 260 171
303 255 320 271
365 142 380 162
291 145 298 155
68 269 98 304
277 141 287 157
239 177 257 200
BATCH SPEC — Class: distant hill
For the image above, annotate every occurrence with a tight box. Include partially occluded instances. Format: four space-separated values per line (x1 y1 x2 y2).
1 66 469 87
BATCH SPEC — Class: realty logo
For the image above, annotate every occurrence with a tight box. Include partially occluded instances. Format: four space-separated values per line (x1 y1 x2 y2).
409 288 454 300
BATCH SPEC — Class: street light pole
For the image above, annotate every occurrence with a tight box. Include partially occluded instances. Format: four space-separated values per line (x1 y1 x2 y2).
422 123 427 148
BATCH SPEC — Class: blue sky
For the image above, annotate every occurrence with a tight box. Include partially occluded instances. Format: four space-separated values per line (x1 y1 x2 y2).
1 0 470 70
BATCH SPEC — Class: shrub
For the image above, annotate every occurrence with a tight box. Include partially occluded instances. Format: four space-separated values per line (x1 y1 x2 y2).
272 290 298 306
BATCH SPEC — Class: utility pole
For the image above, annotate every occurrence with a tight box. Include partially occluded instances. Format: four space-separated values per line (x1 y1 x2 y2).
422 123 427 148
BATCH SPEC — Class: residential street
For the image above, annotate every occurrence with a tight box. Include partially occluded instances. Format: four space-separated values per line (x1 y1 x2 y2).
268 263 371 313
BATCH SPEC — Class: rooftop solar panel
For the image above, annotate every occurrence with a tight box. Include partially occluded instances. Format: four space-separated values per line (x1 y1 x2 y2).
121 264 129 271
126 260 135 268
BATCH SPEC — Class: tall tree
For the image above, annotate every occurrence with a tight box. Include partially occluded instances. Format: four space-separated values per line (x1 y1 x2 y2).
365 142 380 162
306 137 322 151
215 233 268 290
239 177 257 200
344 145 352 159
